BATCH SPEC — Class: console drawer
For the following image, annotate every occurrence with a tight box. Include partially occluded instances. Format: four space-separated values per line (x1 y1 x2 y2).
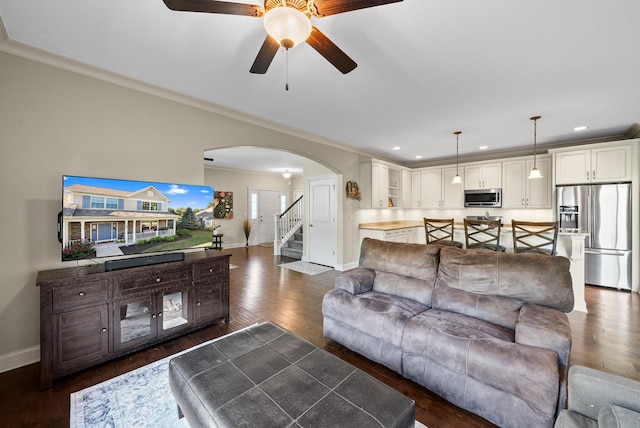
52 279 109 312
117 269 190 296
193 260 227 282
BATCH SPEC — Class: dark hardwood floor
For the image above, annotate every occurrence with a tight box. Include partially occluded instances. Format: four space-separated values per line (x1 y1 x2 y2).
1 246 639 427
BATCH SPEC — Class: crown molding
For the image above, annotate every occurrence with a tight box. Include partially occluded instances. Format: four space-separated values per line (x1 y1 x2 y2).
405 133 630 168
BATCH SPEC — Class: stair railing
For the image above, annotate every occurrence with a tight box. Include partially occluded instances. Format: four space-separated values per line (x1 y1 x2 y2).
273 195 303 255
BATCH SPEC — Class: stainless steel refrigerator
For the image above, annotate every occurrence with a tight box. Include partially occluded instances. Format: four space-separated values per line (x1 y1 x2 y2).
556 183 632 290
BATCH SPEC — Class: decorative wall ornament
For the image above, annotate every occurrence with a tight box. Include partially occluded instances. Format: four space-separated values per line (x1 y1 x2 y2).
213 191 233 219
346 181 361 200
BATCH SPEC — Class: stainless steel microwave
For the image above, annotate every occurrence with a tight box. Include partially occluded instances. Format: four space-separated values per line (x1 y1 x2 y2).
464 188 502 207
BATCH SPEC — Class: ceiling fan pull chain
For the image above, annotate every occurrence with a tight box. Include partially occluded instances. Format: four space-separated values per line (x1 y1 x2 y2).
285 47 289 91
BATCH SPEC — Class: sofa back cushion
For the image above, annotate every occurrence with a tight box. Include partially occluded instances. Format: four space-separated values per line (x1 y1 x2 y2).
360 238 440 307
433 246 573 329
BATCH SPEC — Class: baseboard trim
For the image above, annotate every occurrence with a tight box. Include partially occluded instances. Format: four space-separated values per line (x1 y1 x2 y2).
335 261 358 272
0 345 40 374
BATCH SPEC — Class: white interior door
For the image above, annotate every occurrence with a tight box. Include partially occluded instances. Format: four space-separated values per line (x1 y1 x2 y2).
258 190 281 244
308 176 336 267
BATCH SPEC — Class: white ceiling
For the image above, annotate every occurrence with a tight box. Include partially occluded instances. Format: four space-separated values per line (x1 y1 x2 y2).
1 0 639 173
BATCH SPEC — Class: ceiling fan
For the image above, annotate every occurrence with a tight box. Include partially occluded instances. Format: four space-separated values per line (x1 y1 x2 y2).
162 0 404 74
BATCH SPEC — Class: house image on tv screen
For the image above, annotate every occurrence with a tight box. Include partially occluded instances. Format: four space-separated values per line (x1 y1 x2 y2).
61 176 214 261
63 183 179 250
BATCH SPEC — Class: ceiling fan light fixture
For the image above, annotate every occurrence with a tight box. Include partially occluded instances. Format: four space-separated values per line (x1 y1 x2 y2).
263 6 311 48
282 170 292 179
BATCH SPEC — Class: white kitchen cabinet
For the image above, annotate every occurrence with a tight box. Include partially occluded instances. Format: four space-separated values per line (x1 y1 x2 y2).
360 161 404 208
401 170 412 209
411 171 422 208
464 162 502 190
420 167 464 209
388 167 402 208
359 227 418 245
554 145 631 185
502 155 552 209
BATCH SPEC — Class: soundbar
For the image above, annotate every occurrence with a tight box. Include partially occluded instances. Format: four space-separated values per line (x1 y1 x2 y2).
104 252 185 272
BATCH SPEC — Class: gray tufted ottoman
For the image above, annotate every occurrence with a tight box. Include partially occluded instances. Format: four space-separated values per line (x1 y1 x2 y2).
168 322 415 427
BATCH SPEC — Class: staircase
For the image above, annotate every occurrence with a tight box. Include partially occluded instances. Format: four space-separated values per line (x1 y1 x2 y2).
280 227 303 260
274 195 303 257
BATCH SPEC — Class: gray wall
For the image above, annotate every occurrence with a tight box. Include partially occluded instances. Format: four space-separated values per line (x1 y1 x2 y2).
0 49 363 365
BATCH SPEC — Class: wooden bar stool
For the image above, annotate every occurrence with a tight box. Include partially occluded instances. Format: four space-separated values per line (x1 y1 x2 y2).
511 220 558 255
464 219 506 252
424 218 464 248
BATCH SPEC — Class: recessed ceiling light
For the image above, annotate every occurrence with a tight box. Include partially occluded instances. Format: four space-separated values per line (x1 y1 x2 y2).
479 146 488 150
415 155 422 159
573 126 588 131
392 146 400 150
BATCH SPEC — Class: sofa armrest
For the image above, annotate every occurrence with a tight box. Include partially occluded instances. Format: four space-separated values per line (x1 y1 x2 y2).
566 366 640 421
334 268 375 295
516 304 572 414
516 304 571 367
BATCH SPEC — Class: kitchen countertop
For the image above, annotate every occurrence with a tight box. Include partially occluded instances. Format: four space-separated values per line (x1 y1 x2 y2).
359 220 589 235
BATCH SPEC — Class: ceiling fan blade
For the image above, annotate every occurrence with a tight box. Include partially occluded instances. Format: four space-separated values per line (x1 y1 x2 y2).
250 36 280 74
306 27 357 74
162 0 262 16
311 0 403 17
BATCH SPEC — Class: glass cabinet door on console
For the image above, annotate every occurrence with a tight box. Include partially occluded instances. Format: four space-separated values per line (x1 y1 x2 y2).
114 295 156 351
114 287 191 351
159 289 190 335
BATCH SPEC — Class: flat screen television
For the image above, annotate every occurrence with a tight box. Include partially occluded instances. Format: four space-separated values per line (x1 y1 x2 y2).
61 175 214 262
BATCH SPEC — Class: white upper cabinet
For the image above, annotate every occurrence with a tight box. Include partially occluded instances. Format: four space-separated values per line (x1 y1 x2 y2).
420 167 464 209
464 162 502 190
401 170 412 209
411 171 421 208
554 144 631 185
420 169 442 209
359 161 406 208
526 157 552 208
502 155 552 209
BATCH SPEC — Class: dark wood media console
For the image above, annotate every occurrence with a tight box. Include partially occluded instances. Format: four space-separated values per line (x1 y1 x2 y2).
36 251 230 389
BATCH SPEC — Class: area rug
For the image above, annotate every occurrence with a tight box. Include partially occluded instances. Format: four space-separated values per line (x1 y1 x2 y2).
278 261 334 275
70 324 427 428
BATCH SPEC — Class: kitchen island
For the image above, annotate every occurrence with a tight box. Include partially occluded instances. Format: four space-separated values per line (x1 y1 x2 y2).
360 221 588 312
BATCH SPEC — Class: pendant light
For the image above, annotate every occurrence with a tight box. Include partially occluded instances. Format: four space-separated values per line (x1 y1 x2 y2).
452 131 463 184
528 115 543 179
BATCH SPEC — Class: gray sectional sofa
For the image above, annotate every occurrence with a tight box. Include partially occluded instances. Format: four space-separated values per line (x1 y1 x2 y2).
322 238 574 428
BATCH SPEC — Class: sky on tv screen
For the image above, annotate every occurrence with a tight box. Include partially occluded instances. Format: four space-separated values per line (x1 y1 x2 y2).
63 176 213 210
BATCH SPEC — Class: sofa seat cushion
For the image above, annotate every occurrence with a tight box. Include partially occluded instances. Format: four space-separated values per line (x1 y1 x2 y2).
405 309 515 343
322 289 428 348
402 309 560 423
